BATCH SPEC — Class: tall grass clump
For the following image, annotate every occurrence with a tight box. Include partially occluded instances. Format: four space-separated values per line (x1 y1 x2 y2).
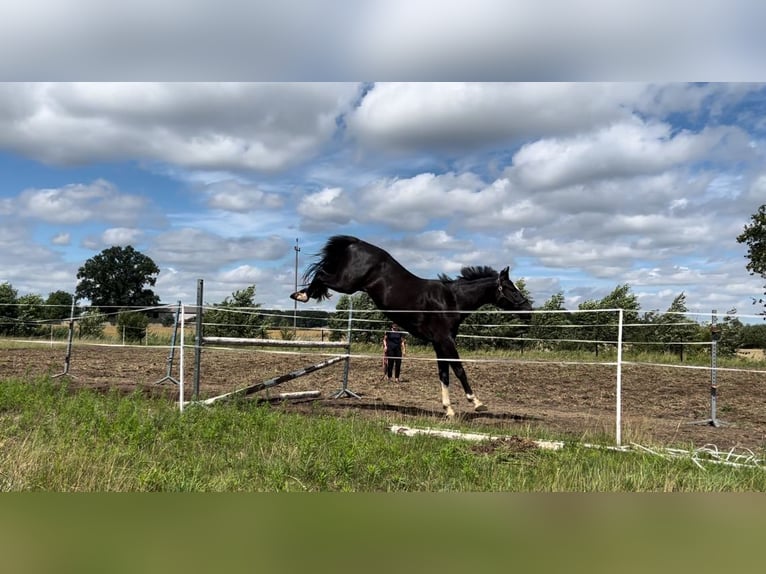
1 375 765 492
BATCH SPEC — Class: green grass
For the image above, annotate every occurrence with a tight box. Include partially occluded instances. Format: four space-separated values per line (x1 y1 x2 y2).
1 375 765 492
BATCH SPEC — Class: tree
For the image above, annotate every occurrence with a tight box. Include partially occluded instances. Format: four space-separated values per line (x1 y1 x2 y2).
574 284 640 353
204 285 264 338
737 204 766 311
16 294 45 337
328 292 385 343
75 246 160 315
0 282 19 336
643 292 700 359
718 308 744 356
78 308 106 339
44 290 75 321
117 309 150 342
529 291 573 350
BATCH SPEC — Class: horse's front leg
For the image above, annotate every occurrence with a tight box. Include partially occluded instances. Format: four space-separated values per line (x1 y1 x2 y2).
436 359 455 419
438 339 487 413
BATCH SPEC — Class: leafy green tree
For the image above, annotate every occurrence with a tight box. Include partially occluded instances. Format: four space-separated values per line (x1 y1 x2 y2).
75 246 160 315
575 284 640 353
718 309 744 356
204 285 264 338
528 291 573 350
0 282 18 335
78 308 107 338
328 292 385 343
117 309 150 342
16 294 45 337
739 323 766 349
737 204 766 312
642 292 701 359
44 290 75 321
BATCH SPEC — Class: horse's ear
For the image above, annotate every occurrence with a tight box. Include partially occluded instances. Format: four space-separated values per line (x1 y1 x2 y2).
500 266 510 280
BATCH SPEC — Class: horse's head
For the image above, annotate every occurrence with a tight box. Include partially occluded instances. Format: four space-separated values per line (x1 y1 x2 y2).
496 267 533 323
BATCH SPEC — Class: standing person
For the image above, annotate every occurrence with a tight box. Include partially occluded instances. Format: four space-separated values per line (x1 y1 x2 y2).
383 323 406 383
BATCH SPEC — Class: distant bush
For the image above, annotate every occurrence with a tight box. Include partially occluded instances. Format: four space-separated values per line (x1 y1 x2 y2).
117 310 150 342
78 309 106 339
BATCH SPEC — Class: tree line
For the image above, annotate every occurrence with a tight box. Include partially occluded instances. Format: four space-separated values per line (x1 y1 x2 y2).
322 282 761 357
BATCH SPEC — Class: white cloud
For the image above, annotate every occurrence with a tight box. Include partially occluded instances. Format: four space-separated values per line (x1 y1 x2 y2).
217 265 274 286
203 180 284 212
51 232 70 246
410 230 473 251
13 180 154 226
348 83 639 151
0 83 359 171
355 172 502 230
509 120 752 190
149 228 289 272
101 227 143 246
297 187 354 229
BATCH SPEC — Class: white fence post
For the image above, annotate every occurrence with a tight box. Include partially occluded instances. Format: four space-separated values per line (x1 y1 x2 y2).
616 308 623 446
179 304 185 412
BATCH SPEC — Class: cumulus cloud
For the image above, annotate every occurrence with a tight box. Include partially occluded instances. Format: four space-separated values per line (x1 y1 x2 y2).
409 230 473 251
297 187 354 230
51 232 70 246
13 180 154 226
0 83 359 171
509 120 752 190
101 227 143 246
347 83 639 151
202 180 284 212
354 172 504 230
149 228 289 272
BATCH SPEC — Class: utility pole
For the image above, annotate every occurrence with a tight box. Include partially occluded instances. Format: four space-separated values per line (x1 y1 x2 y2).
293 238 300 332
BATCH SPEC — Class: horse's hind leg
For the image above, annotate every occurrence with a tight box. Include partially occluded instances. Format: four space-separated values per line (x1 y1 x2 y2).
290 289 309 302
290 272 333 302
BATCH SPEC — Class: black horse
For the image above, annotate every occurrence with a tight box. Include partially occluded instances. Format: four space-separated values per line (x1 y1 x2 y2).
290 235 532 417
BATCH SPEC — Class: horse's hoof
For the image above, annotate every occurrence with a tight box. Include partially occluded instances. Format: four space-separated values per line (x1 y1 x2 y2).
474 403 488 412
290 291 309 302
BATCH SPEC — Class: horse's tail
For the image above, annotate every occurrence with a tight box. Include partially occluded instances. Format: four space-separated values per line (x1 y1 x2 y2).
302 235 360 301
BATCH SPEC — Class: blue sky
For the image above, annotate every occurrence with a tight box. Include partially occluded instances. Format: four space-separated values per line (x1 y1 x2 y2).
1 82 766 315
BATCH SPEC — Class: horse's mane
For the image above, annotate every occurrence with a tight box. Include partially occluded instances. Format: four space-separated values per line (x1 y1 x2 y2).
303 235 361 284
439 266 498 284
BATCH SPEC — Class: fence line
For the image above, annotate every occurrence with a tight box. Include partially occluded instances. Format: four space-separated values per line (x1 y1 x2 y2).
4 301 762 447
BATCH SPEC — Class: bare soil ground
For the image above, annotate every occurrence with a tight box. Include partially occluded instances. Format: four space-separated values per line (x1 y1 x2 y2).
2 343 765 453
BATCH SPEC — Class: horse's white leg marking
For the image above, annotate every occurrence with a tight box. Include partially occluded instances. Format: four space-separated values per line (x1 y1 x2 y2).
466 393 487 412
441 383 455 418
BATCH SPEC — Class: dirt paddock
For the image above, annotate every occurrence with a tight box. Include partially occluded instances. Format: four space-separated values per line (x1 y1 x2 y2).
2 343 765 453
